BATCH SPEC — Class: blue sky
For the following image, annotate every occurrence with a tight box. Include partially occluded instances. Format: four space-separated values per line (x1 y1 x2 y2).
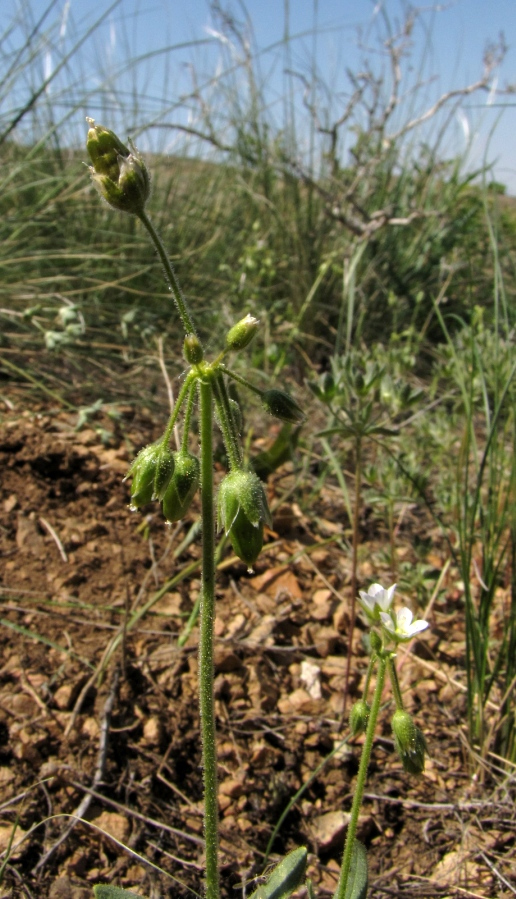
6 0 516 192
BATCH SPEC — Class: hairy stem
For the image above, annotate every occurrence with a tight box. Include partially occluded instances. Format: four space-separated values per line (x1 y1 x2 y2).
343 434 362 710
211 372 242 470
387 655 404 710
337 655 386 899
198 379 220 899
138 210 197 337
162 372 196 447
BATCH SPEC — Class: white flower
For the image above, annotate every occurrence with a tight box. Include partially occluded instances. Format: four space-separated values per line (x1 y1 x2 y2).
358 582 397 622
380 607 429 642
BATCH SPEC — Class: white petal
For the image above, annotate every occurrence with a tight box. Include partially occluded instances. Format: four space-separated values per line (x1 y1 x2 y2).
396 607 413 632
380 611 396 632
408 619 429 635
385 583 397 605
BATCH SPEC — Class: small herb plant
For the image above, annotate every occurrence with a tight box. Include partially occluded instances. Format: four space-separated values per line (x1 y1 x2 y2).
85 120 429 899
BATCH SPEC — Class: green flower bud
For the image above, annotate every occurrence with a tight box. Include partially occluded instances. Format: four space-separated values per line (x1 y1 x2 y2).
218 469 271 566
162 452 200 522
183 334 204 365
86 118 150 215
225 315 259 351
153 445 175 501
261 389 305 424
391 709 427 775
126 442 161 509
349 699 370 736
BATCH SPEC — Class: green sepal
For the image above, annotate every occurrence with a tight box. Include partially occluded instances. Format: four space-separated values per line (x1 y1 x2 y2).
261 389 305 424
218 469 271 566
391 709 426 775
183 334 204 364
153 445 175 501
227 510 264 567
249 847 307 899
86 118 150 215
126 441 161 508
349 699 370 736
86 120 130 180
162 452 200 522
225 314 259 351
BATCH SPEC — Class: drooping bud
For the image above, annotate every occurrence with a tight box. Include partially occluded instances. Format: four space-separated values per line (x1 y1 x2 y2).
391 709 426 775
183 334 204 365
125 442 161 509
225 314 259 351
162 452 200 522
349 699 370 736
86 118 150 215
261 389 305 424
218 469 271 566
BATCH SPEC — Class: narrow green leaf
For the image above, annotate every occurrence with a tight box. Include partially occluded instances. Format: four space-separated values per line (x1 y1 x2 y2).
334 840 368 899
250 847 307 899
346 840 368 899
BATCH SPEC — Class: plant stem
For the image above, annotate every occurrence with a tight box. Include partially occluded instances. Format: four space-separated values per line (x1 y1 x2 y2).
343 434 362 710
138 210 197 336
198 378 220 899
221 364 264 398
387 655 404 710
162 372 196 447
337 655 386 899
211 372 242 470
181 381 197 453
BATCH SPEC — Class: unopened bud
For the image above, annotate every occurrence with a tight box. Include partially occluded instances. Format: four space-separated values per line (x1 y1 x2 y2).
225 315 259 351
349 699 370 736
391 709 426 775
261 389 305 424
126 442 160 509
218 469 271 566
183 334 204 365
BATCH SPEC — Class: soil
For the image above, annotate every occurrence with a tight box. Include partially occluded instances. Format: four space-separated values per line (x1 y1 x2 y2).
0 396 514 899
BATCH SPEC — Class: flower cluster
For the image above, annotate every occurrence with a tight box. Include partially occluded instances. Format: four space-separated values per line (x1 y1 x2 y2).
355 581 430 775
358 582 428 643
86 118 150 215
